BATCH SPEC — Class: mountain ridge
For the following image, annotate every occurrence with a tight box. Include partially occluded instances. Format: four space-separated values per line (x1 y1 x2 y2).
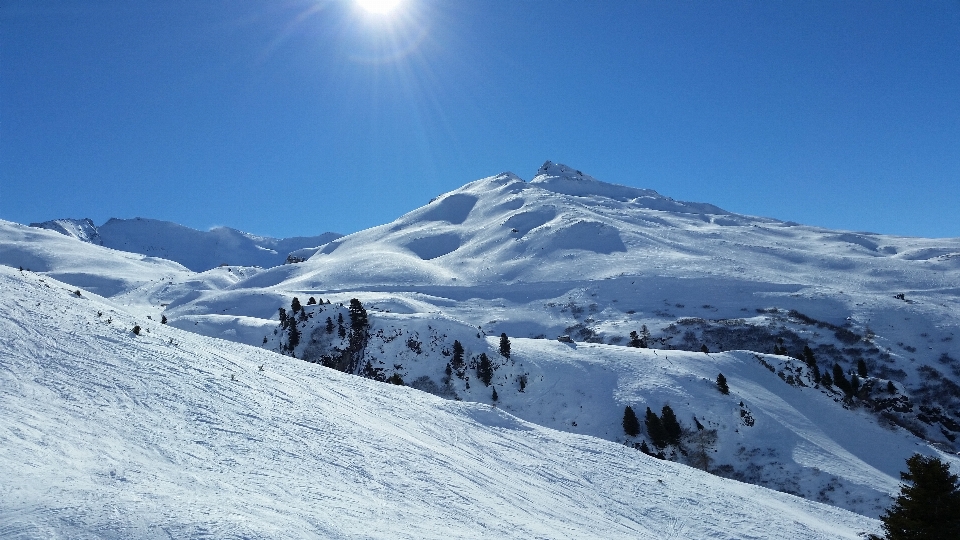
30 216 342 272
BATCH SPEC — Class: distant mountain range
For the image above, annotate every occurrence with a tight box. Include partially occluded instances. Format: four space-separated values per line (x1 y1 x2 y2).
30 217 341 272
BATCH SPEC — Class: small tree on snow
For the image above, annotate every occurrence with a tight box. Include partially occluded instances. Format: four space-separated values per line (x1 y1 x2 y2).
451 340 465 373
499 333 511 358
476 353 493 386
660 405 682 447
716 373 729 394
622 406 640 437
645 407 667 449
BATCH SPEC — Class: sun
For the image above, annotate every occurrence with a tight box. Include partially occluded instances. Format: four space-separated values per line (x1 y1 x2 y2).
356 0 403 14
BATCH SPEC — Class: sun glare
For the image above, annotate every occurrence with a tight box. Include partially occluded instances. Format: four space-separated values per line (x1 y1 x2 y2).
356 0 403 14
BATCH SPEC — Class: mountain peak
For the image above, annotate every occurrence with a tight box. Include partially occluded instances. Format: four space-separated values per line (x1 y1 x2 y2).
530 161 729 215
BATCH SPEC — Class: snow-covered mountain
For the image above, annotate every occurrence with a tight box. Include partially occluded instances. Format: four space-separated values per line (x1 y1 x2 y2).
31 217 342 271
0 266 878 538
2 161 959 535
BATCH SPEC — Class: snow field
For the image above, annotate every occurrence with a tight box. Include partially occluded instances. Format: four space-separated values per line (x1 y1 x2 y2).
0 267 879 538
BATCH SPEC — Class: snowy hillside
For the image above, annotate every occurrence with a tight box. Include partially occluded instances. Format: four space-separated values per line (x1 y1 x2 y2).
0 266 879 538
2 161 959 526
31 217 342 271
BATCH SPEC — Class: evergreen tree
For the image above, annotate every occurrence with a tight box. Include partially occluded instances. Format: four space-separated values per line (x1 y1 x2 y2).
307 297 317 305
348 298 368 331
499 333 511 358
858 358 868 378
803 345 816 366
298 309 308 323
161 314 167 324
851 374 861 396
833 363 852 395
492 387 499 402
660 405 682 447
645 407 668 449
879 454 960 540
629 331 643 348
812 362 821 384
288 320 301 350
325 317 334 334
700 344 709 354
476 353 493 386
821 372 833 387
451 340 465 372
639 441 652 455
278 307 288 326
387 373 404 386
132 325 141 336
291 297 302 313
716 373 730 395
623 406 640 437
888 380 897 394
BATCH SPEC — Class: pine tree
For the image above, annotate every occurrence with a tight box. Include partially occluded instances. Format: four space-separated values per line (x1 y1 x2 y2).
499 333 511 358
700 344 709 354
821 372 833 387
716 373 729 395
288 320 300 350
451 340 465 373
491 387 499 402
325 317 334 334
645 407 667 449
307 297 317 305
888 380 897 393
278 307 288 326
348 298 368 331
161 314 167 324
291 297 302 313
833 363 852 395
132 325 141 336
660 405 682 447
623 406 640 437
803 345 816 366
629 331 643 348
476 353 493 386
639 441 652 455
879 454 960 540
858 358 868 378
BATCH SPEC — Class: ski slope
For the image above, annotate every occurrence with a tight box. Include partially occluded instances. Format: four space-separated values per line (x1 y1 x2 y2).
0 266 879 538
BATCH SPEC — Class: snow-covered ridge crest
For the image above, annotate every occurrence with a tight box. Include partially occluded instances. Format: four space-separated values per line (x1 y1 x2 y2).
531 160 730 215
30 217 103 244
30 216 342 272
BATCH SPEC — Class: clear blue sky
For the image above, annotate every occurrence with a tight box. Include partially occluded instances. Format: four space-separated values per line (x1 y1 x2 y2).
2 0 959 238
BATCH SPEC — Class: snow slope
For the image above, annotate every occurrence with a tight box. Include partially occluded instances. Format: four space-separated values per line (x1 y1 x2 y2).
0 266 879 538
2 161 959 523
0 220 190 297
32 217 342 271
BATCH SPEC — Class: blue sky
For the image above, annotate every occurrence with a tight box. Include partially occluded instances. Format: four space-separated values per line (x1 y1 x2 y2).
2 0 958 238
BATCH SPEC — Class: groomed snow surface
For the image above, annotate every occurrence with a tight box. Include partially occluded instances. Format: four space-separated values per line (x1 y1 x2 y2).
0 268 878 538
